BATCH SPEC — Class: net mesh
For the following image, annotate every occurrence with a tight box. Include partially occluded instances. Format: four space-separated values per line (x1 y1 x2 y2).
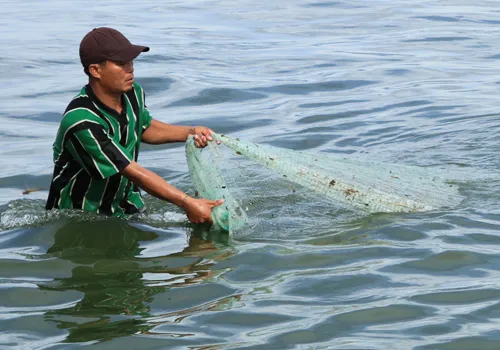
185 134 465 234
185 136 249 232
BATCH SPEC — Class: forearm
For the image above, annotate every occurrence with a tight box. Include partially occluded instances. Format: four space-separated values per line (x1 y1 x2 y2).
121 161 190 208
121 161 224 224
142 119 193 144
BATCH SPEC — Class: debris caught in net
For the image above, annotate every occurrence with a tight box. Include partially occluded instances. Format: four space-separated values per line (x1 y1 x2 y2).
185 134 465 233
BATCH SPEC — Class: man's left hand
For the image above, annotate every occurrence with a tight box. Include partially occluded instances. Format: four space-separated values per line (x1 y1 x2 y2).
190 126 216 148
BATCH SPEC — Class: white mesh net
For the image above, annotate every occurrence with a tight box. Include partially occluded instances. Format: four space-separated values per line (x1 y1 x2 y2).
186 134 465 234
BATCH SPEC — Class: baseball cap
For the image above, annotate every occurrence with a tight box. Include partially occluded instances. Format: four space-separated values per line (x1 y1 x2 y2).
79 27 149 67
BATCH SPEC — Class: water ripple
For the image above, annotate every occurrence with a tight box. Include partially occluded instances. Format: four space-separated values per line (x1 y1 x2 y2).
2 0 500 348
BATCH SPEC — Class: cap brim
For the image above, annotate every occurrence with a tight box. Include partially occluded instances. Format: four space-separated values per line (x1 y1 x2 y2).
108 45 150 62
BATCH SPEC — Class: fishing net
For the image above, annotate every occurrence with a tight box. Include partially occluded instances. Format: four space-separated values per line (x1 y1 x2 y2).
185 134 465 234
185 137 249 232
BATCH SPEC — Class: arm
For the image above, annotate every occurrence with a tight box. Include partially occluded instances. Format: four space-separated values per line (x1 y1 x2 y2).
121 161 223 224
141 119 215 147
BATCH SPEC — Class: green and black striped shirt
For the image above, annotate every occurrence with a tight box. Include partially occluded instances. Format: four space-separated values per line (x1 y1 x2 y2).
46 82 152 217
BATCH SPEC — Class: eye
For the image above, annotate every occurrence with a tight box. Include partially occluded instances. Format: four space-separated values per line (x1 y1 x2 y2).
114 61 133 69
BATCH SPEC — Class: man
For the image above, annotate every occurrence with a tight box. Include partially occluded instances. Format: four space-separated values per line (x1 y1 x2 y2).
46 27 223 224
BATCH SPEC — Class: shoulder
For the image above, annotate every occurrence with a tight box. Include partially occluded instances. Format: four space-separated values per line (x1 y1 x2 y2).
60 88 104 131
132 82 144 96
64 87 94 115
126 82 146 110
129 82 146 103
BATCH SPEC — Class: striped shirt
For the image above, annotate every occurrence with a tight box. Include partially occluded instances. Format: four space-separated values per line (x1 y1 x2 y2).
45 82 152 217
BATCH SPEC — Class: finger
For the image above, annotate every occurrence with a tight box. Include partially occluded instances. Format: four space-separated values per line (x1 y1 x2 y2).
205 130 214 141
211 199 225 207
198 129 213 141
193 135 201 147
198 136 208 147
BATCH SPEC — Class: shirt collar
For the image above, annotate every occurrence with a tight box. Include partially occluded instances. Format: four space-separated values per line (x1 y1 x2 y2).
85 84 127 119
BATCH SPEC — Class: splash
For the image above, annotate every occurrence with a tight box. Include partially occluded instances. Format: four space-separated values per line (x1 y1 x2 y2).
0 199 188 231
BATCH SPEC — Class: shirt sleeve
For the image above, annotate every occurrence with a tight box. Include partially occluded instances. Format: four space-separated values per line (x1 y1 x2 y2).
65 122 132 179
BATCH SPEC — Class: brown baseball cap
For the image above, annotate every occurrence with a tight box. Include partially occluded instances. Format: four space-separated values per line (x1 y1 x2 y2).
79 27 149 67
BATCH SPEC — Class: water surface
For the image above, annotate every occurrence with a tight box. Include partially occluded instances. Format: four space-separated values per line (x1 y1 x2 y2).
1 0 500 349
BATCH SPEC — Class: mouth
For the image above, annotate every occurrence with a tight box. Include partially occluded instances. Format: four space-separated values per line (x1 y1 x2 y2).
126 76 134 83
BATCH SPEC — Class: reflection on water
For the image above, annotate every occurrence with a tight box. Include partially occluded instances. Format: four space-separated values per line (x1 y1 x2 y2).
36 219 233 344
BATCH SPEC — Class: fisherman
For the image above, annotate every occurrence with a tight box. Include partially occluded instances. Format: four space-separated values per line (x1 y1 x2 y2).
45 27 223 223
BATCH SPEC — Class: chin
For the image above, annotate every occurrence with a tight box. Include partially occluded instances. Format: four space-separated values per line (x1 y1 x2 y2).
122 84 134 92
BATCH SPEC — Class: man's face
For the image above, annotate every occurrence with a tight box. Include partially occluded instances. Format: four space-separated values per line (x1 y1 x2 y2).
90 60 134 93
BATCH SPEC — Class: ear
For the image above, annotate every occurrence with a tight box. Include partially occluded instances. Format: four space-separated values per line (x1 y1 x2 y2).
88 64 102 79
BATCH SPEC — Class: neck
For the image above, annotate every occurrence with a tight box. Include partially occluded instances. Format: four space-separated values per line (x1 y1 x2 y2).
89 80 122 113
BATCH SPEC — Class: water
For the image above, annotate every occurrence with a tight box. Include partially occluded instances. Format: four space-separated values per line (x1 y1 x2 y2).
1 0 500 348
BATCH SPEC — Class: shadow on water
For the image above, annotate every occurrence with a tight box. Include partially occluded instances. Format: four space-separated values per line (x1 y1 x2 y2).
35 218 233 344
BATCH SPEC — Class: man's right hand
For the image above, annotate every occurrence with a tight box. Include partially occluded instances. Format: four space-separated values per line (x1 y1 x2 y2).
182 197 224 224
